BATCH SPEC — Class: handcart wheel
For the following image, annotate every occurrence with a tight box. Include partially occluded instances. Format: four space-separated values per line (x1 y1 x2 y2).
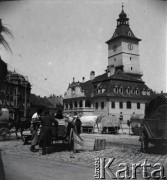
0 128 10 141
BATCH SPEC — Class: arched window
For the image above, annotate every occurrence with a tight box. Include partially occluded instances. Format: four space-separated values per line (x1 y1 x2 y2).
120 87 123 94
79 100 83 107
65 102 68 109
69 101 73 109
136 89 139 95
127 101 131 109
131 88 135 94
71 87 75 95
85 100 91 108
74 101 77 108
128 31 131 36
114 86 118 93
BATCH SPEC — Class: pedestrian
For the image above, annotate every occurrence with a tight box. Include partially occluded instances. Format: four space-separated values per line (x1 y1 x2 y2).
63 115 76 141
39 111 58 155
119 112 123 133
30 109 43 152
74 117 82 135
54 110 63 119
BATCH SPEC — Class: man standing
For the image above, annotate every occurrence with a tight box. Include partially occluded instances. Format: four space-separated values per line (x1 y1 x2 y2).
74 117 82 135
119 112 123 133
30 109 42 152
39 111 58 155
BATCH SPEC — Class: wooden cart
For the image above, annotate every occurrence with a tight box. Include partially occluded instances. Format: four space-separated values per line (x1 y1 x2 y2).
22 118 73 149
140 95 167 152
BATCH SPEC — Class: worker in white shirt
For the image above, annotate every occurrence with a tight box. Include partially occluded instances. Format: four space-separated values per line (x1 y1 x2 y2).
30 109 43 152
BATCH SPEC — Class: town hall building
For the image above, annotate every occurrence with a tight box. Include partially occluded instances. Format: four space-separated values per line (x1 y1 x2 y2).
63 6 153 121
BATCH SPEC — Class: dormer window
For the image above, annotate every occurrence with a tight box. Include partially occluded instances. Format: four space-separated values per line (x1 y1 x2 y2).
120 87 123 94
131 88 135 94
147 89 150 95
142 88 146 95
128 31 131 36
114 86 118 93
127 87 130 94
136 89 139 95
71 87 75 95
102 88 105 93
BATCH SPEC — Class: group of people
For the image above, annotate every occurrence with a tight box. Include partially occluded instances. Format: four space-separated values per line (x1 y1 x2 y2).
30 109 82 155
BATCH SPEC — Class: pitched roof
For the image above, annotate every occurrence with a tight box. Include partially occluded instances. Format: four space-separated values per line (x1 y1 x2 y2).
93 79 151 99
80 81 93 97
79 70 152 99
30 94 45 107
47 96 63 107
92 70 143 83
106 25 141 44
41 97 55 108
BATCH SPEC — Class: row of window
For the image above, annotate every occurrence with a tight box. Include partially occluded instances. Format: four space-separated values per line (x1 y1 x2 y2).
113 86 150 96
65 100 141 110
95 101 140 109
65 100 91 109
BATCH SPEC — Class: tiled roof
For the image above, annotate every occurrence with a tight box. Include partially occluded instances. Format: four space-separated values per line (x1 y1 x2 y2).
92 70 143 83
41 98 55 108
47 96 63 107
30 94 45 107
93 79 151 99
79 70 152 99
80 81 93 98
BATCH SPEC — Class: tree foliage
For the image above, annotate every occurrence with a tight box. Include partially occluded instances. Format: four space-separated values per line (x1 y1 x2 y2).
0 19 13 53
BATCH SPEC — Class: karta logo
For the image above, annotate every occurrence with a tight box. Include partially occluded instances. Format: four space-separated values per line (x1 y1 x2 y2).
94 158 166 179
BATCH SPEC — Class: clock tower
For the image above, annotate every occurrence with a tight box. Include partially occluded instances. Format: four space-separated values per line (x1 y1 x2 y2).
106 5 142 79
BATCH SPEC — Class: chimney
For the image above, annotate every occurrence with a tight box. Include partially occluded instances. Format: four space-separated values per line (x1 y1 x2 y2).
82 77 85 83
107 68 110 77
109 65 115 76
73 77 75 82
90 71 95 81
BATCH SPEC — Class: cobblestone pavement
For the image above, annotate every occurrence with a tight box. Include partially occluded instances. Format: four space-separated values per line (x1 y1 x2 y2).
1 133 167 179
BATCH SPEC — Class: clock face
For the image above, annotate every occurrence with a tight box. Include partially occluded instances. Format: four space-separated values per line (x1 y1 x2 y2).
128 43 133 50
113 44 117 52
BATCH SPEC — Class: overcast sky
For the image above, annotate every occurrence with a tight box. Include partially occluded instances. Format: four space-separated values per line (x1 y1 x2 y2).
0 0 166 97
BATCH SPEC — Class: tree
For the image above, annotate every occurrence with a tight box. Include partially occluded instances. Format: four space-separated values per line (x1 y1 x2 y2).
0 19 13 53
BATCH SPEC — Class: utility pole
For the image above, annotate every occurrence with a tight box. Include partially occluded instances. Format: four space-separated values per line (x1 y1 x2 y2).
24 83 27 117
23 76 28 118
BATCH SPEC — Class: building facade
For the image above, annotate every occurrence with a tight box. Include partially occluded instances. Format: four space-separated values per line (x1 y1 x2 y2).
0 70 31 120
63 7 153 121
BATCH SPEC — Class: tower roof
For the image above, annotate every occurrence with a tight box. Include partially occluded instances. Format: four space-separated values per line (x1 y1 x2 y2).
106 5 141 44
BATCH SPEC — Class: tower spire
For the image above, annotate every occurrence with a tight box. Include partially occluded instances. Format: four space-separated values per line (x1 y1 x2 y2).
122 2 124 10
